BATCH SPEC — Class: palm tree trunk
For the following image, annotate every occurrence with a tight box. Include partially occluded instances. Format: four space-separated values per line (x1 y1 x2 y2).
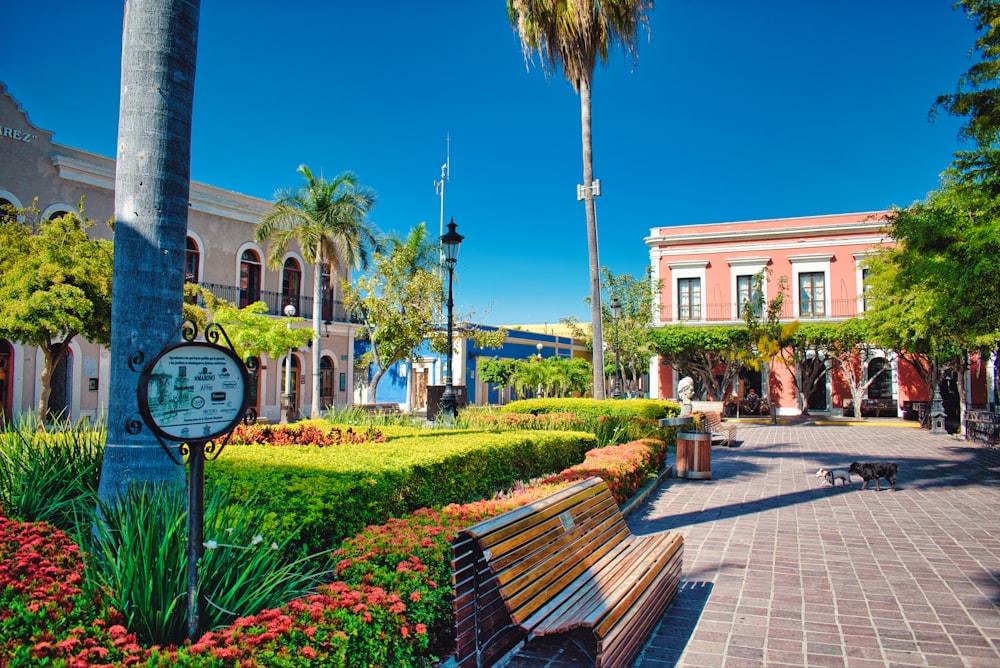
98 0 200 503
311 250 323 418
580 79 606 400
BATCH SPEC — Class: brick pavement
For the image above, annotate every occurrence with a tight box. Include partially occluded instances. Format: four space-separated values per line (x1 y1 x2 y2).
501 421 1000 667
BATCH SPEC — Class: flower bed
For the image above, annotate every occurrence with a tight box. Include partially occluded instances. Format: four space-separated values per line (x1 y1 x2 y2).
1 435 669 667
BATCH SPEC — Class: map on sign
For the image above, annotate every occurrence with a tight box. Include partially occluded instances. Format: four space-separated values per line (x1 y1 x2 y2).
139 343 247 441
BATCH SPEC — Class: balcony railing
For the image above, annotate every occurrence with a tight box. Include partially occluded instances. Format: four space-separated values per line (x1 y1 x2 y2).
197 282 361 324
663 299 862 324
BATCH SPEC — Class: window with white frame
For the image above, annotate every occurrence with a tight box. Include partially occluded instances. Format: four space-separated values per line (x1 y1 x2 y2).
789 254 832 319
678 277 701 321
736 274 762 319
668 260 707 323
798 272 825 317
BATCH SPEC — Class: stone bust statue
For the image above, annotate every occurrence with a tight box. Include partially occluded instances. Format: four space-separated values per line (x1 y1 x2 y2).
678 376 695 415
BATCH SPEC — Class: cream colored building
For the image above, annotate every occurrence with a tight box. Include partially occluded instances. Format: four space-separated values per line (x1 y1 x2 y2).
0 82 360 423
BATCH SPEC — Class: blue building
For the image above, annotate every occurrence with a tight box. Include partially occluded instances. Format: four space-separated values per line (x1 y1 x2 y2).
354 324 590 412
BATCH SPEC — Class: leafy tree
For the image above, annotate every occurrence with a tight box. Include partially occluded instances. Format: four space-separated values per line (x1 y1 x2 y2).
647 325 748 401
601 267 661 397
739 269 797 422
509 355 591 399
865 184 999 424
827 318 889 421
98 0 200 503
933 0 1000 149
187 286 313 362
782 322 839 414
341 224 443 403
479 357 519 404
256 165 380 418
507 0 654 400
0 202 112 421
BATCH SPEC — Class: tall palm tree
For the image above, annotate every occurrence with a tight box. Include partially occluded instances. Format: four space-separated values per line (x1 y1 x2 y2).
507 0 653 400
256 165 379 418
98 0 200 504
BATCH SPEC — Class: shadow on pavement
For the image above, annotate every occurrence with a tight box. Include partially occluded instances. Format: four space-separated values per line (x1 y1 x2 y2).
634 581 713 667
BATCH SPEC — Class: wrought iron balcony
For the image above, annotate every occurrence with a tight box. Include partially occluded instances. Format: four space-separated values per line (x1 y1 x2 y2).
662 299 863 324
197 282 361 324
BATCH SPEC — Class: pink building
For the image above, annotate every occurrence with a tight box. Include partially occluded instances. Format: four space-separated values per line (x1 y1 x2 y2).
644 212 932 416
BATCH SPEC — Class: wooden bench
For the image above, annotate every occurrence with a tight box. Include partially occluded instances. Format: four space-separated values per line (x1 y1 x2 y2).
705 410 737 446
451 477 684 668
965 410 999 445
357 402 402 415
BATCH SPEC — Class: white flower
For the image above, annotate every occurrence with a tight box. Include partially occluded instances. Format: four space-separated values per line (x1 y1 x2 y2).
270 542 279 550
251 535 264 546
203 539 218 550
226 527 234 534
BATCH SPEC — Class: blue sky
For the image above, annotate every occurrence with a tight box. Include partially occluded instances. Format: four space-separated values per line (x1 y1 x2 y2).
3 1 977 326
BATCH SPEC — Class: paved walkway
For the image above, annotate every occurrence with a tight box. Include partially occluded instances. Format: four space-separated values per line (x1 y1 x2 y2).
503 421 1000 667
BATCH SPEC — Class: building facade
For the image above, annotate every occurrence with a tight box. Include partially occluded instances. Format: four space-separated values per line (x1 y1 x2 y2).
1 82 360 424
643 212 988 417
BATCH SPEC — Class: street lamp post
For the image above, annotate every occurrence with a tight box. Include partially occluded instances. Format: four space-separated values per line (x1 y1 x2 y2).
611 296 623 399
439 219 464 422
281 303 296 423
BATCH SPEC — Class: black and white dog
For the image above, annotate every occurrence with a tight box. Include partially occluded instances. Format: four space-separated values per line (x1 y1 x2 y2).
815 467 853 488
849 461 898 491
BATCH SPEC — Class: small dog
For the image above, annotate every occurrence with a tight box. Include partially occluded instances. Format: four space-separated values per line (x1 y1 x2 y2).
816 467 853 488
849 461 898 491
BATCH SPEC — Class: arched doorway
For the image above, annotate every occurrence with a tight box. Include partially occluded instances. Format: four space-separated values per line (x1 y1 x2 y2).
48 349 74 422
282 354 301 420
320 356 335 411
867 357 893 400
0 340 11 425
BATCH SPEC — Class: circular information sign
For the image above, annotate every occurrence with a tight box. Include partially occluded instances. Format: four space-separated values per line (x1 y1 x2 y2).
137 342 249 442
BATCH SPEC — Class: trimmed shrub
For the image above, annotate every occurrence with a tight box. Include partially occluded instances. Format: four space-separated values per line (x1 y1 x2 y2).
502 397 679 420
208 430 595 554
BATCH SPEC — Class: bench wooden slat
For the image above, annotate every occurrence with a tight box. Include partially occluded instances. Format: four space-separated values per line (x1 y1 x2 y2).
451 477 684 667
705 410 736 446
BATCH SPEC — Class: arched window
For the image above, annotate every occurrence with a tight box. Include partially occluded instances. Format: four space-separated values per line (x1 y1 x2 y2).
320 356 335 409
867 358 892 400
239 249 262 308
282 257 301 314
185 237 200 284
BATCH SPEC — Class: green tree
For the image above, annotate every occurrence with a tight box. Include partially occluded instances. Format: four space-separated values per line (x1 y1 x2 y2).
0 203 112 421
256 165 380 418
99 0 200 503
479 357 519 404
933 0 1000 149
864 186 999 424
601 267 661 398
647 325 748 401
341 224 443 404
508 0 654 400
827 318 889 421
782 322 838 414
187 287 313 362
739 269 797 422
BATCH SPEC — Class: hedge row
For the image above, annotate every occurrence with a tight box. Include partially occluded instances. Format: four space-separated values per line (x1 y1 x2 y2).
210 430 596 554
502 397 679 420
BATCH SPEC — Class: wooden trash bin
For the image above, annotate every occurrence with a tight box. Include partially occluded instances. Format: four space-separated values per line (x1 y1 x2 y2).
676 431 712 480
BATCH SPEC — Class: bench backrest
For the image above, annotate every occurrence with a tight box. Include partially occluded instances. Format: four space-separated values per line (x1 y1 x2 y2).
704 410 721 429
455 477 629 625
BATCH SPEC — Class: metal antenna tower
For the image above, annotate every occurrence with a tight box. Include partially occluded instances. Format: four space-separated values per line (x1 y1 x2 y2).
434 134 450 269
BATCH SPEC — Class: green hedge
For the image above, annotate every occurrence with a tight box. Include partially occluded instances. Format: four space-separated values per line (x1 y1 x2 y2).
501 397 679 420
209 430 595 554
